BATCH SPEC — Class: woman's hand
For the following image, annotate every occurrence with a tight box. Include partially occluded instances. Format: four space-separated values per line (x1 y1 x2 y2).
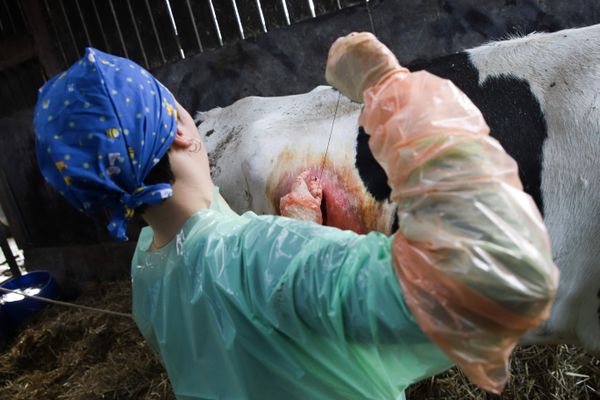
325 32 407 103
280 170 323 224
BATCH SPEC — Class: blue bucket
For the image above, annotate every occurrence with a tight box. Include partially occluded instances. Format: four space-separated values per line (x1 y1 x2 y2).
0 271 57 332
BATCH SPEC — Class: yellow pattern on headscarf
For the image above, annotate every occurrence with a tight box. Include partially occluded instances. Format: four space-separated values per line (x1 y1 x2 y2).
55 161 68 172
163 98 175 117
124 206 134 219
106 128 120 138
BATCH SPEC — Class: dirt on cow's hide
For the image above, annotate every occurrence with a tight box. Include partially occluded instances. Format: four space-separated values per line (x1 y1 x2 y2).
0 280 598 400
206 125 243 178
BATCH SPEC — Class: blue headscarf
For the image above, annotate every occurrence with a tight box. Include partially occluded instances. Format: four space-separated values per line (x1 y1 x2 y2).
34 48 178 241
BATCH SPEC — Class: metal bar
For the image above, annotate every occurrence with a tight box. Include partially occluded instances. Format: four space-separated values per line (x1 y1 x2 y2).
281 0 290 25
164 0 185 59
2 0 16 34
184 0 203 52
59 0 81 58
21 0 63 76
74 0 92 46
126 0 149 68
307 0 316 18
164 0 178 34
42 0 68 69
144 0 167 63
0 224 20 278
186 0 219 50
207 0 223 46
108 0 129 58
255 0 267 32
16 0 28 31
231 0 245 39
91 0 110 50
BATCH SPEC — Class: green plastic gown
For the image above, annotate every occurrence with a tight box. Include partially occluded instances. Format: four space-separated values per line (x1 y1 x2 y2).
131 188 452 400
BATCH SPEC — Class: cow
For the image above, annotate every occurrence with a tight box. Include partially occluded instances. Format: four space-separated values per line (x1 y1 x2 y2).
196 24 600 353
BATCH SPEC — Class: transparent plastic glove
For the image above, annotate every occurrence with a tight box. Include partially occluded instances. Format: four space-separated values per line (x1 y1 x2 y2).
325 32 408 103
360 70 559 394
280 170 323 224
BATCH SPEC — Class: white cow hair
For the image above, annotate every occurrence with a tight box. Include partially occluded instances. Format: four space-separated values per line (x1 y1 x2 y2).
196 87 363 215
468 25 600 352
196 24 600 353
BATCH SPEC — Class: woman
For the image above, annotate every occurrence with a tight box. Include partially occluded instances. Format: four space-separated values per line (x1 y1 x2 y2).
34 33 558 399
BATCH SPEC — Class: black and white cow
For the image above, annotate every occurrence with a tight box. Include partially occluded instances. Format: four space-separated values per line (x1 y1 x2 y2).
197 24 600 353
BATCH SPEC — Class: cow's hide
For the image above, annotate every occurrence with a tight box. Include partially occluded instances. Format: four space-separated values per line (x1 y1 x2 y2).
197 25 600 353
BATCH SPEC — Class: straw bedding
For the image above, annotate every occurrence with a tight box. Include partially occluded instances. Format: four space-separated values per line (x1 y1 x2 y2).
0 280 598 399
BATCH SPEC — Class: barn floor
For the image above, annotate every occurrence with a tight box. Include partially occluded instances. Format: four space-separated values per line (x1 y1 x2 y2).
0 280 598 400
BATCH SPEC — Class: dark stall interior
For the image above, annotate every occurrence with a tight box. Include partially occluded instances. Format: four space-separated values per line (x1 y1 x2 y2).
0 0 599 398
2 0 599 286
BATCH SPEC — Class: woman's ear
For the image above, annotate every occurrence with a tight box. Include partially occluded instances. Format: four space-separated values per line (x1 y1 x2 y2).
171 129 192 149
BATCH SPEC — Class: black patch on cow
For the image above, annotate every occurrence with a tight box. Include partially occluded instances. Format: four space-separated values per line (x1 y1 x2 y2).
355 126 392 201
409 53 548 212
391 210 399 233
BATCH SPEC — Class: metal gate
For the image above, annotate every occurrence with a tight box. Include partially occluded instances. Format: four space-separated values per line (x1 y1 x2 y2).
0 0 365 118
